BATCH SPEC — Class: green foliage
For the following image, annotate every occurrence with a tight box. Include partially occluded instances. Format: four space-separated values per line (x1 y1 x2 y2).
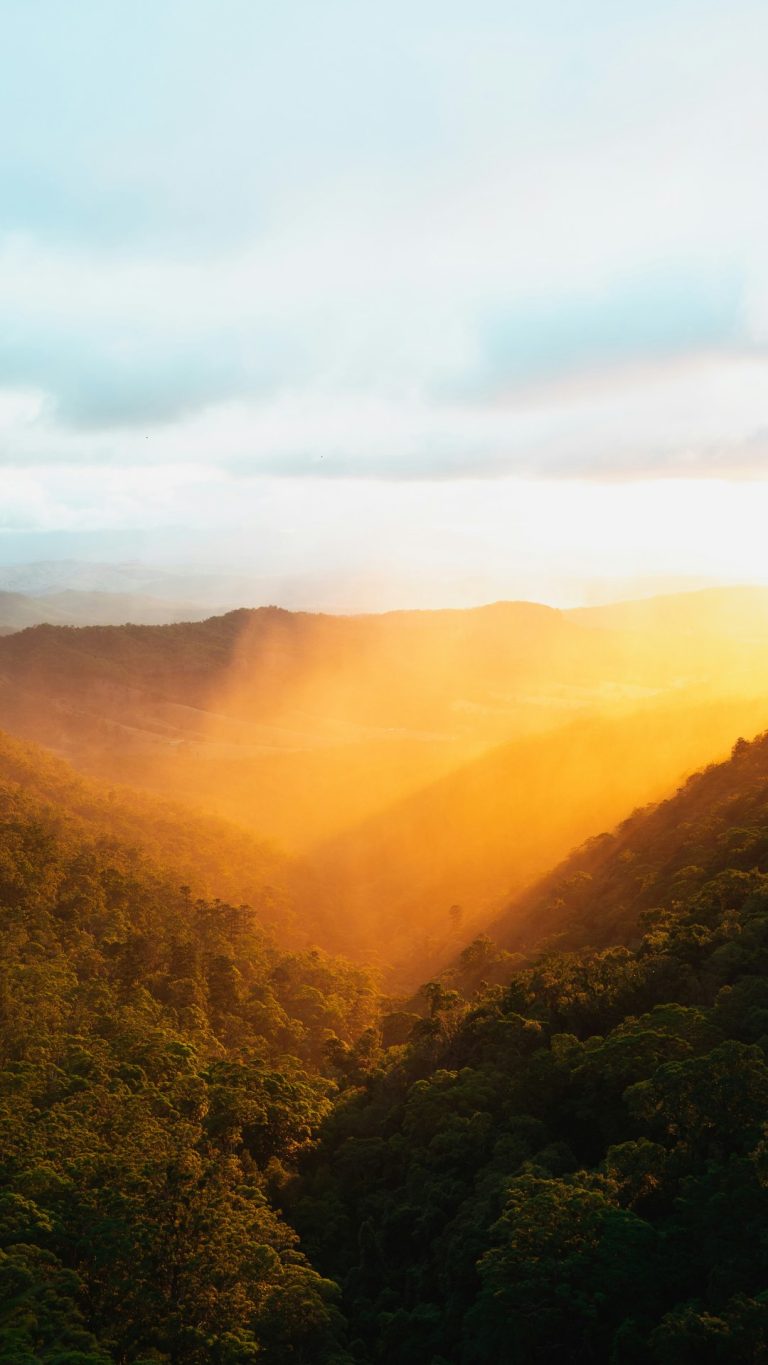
292 728 768 1362
13 720 768 1360
0 728 301 942
496 729 768 956
0 735 376 1362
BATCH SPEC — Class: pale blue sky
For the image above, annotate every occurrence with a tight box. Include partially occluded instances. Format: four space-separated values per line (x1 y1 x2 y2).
2 1 768 601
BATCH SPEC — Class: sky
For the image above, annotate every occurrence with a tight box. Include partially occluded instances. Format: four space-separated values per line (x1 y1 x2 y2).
2 0 768 608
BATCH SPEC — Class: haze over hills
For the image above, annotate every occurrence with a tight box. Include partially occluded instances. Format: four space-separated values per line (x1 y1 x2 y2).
0 558 390 614
0 588 212 632
306 693 768 979
1 576 768 1354
5 579 768 1352
0 726 304 944
0 599 654 850
570 584 768 642
8 620 768 1362
2 587 768 981
489 722 768 957
0 559 259 605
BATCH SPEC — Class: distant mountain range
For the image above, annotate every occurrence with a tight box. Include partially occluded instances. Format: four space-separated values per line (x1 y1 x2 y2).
0 588 214 632
0 559 251 601
0 559 364 613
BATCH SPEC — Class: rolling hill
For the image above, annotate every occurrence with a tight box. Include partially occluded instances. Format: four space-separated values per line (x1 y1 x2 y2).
0 600 661 850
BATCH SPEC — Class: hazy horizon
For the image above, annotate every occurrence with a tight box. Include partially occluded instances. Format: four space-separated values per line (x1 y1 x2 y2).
0 548 764 616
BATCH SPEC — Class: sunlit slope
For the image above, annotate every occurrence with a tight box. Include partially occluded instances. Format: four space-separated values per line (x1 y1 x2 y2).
0 727 305 943
489 722 768 956
2 592 767 851
303 694 768 977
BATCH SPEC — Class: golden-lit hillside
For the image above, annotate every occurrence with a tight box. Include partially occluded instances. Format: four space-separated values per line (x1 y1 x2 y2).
302 694 768 979
488 722 768 956
1 589 768 981
0 727 306 942
2 590 768 847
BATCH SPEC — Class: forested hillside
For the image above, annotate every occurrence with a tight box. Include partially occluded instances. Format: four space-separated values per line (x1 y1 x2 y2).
0 736 377 1362
491 727 768 955
0 730 304 944
291 727 768 1362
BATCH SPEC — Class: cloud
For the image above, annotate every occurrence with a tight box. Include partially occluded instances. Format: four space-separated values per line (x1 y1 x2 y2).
1 0 768 488
0 228 759 466
3 351 768 489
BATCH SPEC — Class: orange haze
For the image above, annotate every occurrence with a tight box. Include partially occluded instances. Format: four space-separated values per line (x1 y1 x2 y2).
2 586 768 980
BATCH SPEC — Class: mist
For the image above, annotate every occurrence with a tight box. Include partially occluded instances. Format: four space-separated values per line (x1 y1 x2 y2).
0 586 766 984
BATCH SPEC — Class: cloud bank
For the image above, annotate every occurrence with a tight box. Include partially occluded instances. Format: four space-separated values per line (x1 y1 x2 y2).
1 0 768 531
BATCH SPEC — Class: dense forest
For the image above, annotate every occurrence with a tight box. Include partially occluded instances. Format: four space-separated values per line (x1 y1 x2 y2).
292 731 768 1361
0 731 376 1362
6 712 768 1357
0 731 299 943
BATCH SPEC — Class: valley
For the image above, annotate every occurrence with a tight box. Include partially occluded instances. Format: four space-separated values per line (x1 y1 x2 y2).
3 587 768 1361
3 588 768 982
